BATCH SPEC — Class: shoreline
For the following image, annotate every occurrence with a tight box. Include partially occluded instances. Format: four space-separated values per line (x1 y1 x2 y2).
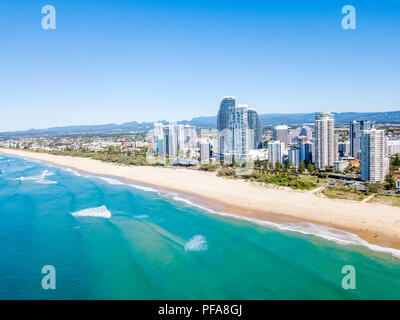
2 148 400 255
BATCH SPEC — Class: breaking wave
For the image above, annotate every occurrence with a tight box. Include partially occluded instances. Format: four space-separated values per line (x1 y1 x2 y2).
61 167 84 177
184 235 208 251
134 214 149 219
170 194 400 258
128 183 158 193
97 176 159 193
98 177 125 185
71 205 111 218
15 170 58 184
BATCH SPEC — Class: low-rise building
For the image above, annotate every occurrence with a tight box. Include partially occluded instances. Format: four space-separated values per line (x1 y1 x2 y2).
333 160 348 173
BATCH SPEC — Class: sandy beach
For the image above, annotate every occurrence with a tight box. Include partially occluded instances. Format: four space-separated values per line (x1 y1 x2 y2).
2 147 400 252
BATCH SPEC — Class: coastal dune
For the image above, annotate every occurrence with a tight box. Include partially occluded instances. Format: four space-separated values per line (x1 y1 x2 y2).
2 148 400 252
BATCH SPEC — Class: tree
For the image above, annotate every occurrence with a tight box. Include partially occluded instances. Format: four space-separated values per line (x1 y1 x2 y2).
283 159 291 172
365 182 383 194
391 154 400 169
385 173 396 190
307 163 315 175
298 161 306 174
275 161 282 171
268 162 274 171
231 155 237 167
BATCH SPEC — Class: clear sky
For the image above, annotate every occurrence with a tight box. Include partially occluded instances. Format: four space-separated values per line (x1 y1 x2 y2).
0 0 399 131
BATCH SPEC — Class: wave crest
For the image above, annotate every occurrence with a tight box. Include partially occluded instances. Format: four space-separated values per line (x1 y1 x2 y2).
171 194 400 258
185 235 208 251
71 205 111 218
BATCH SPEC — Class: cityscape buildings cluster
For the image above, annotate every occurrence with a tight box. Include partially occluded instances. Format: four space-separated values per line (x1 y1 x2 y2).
213 97 394 183
1 96 399 184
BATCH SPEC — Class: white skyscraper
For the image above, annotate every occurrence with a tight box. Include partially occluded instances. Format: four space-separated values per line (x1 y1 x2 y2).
184 125 197 149
314 112 335 169
361 129 388 182
350 120 375 157
228 104 249 161
273 125 290 148
268 141 285 165
200 141 210 164
387 139 400 157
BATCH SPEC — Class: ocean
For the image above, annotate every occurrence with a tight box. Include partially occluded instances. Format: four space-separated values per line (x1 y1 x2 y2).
0 153 399 299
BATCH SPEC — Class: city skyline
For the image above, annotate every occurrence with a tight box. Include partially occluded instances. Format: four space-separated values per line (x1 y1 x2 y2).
1 0 400 131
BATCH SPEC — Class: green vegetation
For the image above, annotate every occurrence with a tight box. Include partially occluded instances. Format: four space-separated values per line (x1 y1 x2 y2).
252 172 318 190
321 186 367 201
369 193 400 207
385 173 396 190
390 154 400 171
365 182 385 194
198 164 219 172
43 147 149 166
217 167 236 177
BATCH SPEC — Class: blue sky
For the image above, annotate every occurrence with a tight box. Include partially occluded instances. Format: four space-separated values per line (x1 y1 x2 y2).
0 0 399 131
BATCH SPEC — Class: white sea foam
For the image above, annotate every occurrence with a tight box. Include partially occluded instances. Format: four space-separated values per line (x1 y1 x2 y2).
134 215 149 219
97 176 159 193
170 194 400 258
36 179 58 185
61 167 83 177
185 235 208 251
71 205 111 218
98 177 125 185
15 170 57 184
128 183 158 193
171 195 216 213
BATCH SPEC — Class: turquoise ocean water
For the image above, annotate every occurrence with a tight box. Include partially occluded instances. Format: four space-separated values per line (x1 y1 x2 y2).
0 153 399 299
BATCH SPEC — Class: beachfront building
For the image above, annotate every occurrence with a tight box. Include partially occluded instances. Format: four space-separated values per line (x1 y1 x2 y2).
338 141 350 157
314 112 335 169
298 137 313 165
200 141 210 164
162 125 176 157
153 122 164 139
273 125 290 149
350 120 375 157
151 122 199 160
227 104 249 163
268 141 285 166
183 125 197 149
333 160 348 173
387 139 400 157
360 128 388 182
288 146 301 167
217 96 236 157
247 108 263 149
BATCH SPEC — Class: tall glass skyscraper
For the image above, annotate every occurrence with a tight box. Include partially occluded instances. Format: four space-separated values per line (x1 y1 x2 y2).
350 120 375 158
247 108 263 149
217 97 236 157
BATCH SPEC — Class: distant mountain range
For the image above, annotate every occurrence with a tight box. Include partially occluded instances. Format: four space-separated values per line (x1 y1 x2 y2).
1 111 399 137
